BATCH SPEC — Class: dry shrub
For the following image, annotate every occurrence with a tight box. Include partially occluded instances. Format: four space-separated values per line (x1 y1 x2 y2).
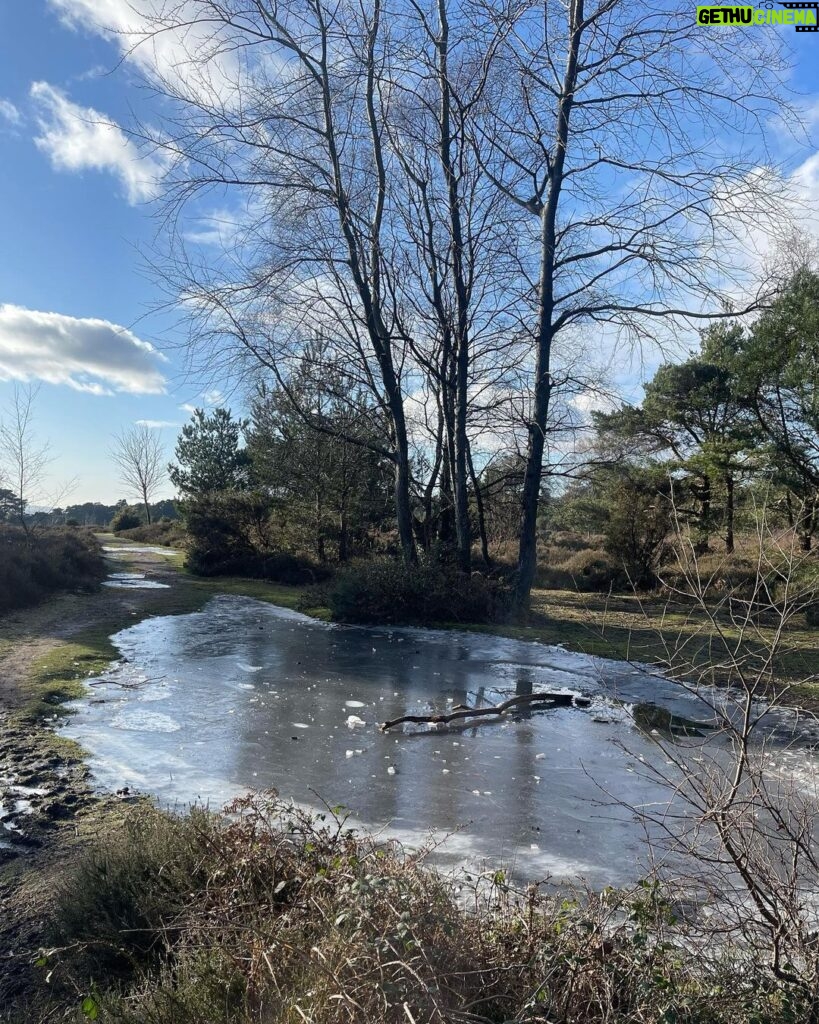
327 559 511 624
0 525 105 614
537 547 624 593
25 795 809 1024
116 520 188 549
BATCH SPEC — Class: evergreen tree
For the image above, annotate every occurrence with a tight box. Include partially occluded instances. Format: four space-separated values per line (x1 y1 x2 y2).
169 408 250 497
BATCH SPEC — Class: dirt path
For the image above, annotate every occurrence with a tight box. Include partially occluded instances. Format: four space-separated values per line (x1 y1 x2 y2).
0 539 191 1008
0 544 180 712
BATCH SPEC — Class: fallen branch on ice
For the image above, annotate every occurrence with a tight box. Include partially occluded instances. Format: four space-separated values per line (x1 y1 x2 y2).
380 691 591 731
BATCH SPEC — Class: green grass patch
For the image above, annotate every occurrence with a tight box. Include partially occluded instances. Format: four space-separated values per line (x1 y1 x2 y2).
21 631 120 724
196 574 328 617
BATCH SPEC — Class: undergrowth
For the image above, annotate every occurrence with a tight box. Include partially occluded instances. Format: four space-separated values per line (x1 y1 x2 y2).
10 794 810 1024
0 527 106 615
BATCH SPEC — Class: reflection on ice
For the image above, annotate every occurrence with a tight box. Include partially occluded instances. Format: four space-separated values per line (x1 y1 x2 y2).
61 595 819 887
102 545 179 557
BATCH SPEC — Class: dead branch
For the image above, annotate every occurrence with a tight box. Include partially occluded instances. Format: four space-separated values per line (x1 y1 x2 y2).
380 691 591 731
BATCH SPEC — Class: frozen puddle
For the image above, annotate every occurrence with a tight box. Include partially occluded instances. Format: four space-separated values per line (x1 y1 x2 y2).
103 572 171 590
103 545 179 557
61 595 819 886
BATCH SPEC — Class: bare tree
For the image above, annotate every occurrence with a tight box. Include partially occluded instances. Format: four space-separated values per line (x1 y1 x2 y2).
0 384 59 535
111 425 166 524
133 0 423 563
112 0 796 588
471 0 797 611
614 502 819 1013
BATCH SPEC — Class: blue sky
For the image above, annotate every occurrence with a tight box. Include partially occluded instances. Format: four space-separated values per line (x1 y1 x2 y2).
0 1 216 503
1 2 819 503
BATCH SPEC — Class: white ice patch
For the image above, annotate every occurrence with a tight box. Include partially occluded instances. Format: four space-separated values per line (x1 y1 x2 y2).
238 664 263 672
103 578 170 590
111 710 181 733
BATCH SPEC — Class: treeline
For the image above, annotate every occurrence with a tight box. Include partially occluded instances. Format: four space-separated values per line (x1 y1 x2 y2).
167 271 819 610
16 499 180 530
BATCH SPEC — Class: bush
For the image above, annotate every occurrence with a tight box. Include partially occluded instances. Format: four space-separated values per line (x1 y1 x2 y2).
327 559 510 624
184 491 327 583
0 526 106 614
603 470 673 589
184 490 272 575
51 805 213 976
111 507 143 532
560 548 625 591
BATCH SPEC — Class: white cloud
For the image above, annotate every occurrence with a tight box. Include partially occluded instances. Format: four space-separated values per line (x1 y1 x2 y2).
30 82 171 204
0 305 167 394
136 419 177 428
184 208 245 247
0 99 21 125
176 391 224 415
47 0 240 105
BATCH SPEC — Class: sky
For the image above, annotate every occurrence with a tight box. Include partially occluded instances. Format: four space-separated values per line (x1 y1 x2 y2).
1 2 819 504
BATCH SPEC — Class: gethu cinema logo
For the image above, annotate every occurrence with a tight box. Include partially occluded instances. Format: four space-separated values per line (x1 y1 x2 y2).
697 4 819 28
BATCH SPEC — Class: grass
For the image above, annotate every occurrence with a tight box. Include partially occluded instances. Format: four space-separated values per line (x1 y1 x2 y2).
23 634 119 723
196 574 331 618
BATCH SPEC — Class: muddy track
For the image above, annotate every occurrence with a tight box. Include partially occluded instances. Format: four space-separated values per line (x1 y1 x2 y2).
0 541 184 1008
0 548 180 712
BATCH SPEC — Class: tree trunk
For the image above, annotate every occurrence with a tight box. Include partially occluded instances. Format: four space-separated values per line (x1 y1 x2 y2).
514 0 584 614
724 473 734 554
439 376 456 552
515 374 550 610
143 491 152 525
785 491 795 529
338 508 348 562
799 497 816 552
468 442 491 568
390 398 417 564
437 0 471 573
454 343 471 571
694 473 710 555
